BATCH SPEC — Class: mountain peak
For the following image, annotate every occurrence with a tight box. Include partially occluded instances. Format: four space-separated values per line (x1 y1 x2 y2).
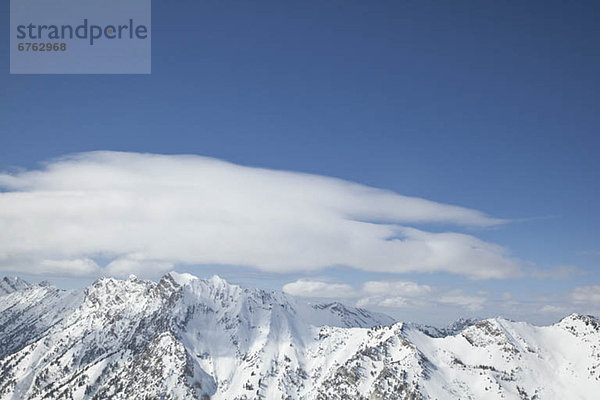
161 271 233 289
0 276 30 296
207 274 229 287
557 313 600 336
166 271 199 287
446 316 480 333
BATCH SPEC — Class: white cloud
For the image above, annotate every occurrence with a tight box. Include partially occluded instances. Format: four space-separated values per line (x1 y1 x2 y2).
104 255 174 279
356 280 432 309
284 278 434 309
282 280 355 298
531 265 585 279
0 151 520 278
540 305 568 314
362 280 432 297
39 258 101 276
438 291 486 311
571 285 600 305
357 296 410 309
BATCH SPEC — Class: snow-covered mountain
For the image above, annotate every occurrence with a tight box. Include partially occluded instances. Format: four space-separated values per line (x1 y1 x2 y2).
0 273 598 399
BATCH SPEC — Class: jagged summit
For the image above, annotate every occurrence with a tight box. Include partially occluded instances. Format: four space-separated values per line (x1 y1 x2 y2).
161 271 240 292
402 316 480 338
166 271 199 286
557 313 600 338
559 312 599 324
0 276 30 296
445 316 480 333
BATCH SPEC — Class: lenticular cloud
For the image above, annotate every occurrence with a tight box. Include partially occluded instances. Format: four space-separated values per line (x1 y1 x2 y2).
0 151 520 279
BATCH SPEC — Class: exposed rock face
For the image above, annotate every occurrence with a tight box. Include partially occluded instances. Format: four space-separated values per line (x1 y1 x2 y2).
0 273 598 399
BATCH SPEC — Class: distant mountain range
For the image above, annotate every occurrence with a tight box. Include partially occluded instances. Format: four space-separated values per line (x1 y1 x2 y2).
0 273 598 399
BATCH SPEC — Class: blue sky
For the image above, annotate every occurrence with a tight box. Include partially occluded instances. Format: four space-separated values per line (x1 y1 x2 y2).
1 1 599 325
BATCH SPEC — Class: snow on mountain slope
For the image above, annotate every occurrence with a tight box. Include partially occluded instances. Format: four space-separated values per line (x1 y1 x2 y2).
404 316 600 399
0 273 598 399
0 282 83 360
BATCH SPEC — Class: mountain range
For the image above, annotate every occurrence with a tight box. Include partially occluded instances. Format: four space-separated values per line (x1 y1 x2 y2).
0 273 598 399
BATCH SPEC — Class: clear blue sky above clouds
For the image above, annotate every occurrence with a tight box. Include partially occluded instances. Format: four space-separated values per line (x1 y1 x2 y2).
1 1 599 324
